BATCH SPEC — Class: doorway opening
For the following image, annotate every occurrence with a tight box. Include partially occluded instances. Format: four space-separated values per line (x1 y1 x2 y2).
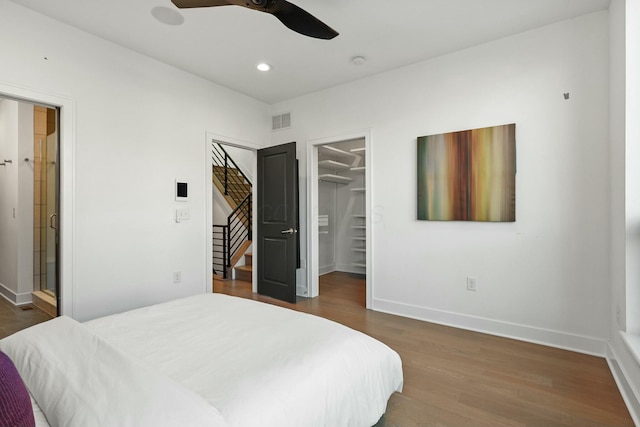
308 130 372 308
0 97 59 317
208 136 300 304
211 140 255 284
207 134 258 295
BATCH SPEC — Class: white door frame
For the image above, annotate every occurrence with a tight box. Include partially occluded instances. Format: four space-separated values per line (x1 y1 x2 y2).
306 129 373 308
205 132 260 293
0 81 76 317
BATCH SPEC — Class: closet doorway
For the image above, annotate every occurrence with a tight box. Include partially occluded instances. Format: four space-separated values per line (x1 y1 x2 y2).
308 131 372 308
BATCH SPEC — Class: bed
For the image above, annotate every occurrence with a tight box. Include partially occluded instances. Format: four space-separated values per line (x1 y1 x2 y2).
0 293 403 427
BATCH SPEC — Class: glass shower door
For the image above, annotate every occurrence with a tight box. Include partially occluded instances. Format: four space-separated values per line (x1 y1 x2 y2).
37 118 59 310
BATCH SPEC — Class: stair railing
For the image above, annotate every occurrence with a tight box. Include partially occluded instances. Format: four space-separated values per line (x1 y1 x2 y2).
211 143 252 279
212 225 227 277
227 194 252 272
211 144 252 202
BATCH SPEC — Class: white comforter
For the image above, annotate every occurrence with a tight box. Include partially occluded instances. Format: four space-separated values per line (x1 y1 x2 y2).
86 294 403 427
2 293 403 427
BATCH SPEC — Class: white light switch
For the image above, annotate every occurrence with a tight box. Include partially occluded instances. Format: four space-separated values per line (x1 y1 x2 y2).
175 208 190 223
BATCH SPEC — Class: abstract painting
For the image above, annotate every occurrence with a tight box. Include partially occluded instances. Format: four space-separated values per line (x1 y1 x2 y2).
417 124 516 222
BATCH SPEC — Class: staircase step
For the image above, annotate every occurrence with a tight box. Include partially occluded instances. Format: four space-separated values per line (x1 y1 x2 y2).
234 264 252 282
244 252 252 264
212 167 249 183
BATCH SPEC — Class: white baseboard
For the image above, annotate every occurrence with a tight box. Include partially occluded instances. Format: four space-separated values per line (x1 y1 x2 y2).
319 264 335 276
0 282 33 306
372 297 607 357
336 264 366 275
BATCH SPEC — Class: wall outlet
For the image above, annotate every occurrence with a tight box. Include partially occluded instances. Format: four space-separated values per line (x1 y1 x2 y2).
466 276 477 291
173 271 182 284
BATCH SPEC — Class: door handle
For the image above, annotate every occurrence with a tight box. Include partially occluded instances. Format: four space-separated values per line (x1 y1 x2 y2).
49 213 57 230
281 228 297 235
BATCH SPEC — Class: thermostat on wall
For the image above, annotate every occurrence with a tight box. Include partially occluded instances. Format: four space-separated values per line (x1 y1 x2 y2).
175 179 188 201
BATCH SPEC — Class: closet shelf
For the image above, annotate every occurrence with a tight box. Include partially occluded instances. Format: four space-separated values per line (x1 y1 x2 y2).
319 160 350 170
320 145 360 162
351 248 366 252
351 225 366 229
319 174 352 184
350 166 365 172
352 214 366 218
352 237 366 241
351 188 366 192
352 263 366 268
350 147 366 153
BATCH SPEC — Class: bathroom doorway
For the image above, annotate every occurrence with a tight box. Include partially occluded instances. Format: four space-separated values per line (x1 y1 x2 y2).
0 97 59 316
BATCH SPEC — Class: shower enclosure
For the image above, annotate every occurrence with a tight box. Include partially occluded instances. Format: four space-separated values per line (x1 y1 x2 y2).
33 106 59 311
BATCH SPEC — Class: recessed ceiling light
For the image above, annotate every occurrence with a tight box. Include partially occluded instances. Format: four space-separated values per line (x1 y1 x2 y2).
351 56 367 66
257 63 272 72
151 6 185 26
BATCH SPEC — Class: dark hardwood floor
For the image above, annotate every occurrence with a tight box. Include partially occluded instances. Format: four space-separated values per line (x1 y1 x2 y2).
0 297 52 340
1 275 633 426
215 272 634 427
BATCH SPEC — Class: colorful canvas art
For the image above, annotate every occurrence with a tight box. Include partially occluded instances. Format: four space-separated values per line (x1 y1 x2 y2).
417 124 516 222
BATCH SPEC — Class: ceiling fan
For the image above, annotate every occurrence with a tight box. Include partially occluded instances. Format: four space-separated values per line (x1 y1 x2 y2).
170 0 339 40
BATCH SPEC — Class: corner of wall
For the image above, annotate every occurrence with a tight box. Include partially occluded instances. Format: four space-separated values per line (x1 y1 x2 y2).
608 335 640 425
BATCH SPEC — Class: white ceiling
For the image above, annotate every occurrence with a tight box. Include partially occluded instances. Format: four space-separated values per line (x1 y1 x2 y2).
9 0 610 104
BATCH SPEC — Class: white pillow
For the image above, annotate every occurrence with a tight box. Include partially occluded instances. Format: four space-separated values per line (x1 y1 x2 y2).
0 316 228 427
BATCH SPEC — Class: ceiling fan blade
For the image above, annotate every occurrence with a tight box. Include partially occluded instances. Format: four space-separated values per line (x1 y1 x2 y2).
171 0 338 40
269 0 338 40
171 0 229 9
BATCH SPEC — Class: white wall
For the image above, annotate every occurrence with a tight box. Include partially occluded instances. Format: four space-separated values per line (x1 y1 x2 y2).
318 180 337 274
212 185 232 226
0 99 34 304
0 0 270 321
219 144 254 183
272 11 611 354
17 102 34 299
0 99 20 301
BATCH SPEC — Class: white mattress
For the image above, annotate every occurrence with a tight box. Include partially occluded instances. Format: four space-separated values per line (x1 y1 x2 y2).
85 294 403 427
2 293 402 427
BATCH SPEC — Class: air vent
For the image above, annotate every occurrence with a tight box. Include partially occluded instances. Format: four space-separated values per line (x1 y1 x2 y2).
272 112 291 131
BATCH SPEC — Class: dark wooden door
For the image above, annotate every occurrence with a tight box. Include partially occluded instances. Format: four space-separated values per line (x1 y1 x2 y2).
257 142 297 303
